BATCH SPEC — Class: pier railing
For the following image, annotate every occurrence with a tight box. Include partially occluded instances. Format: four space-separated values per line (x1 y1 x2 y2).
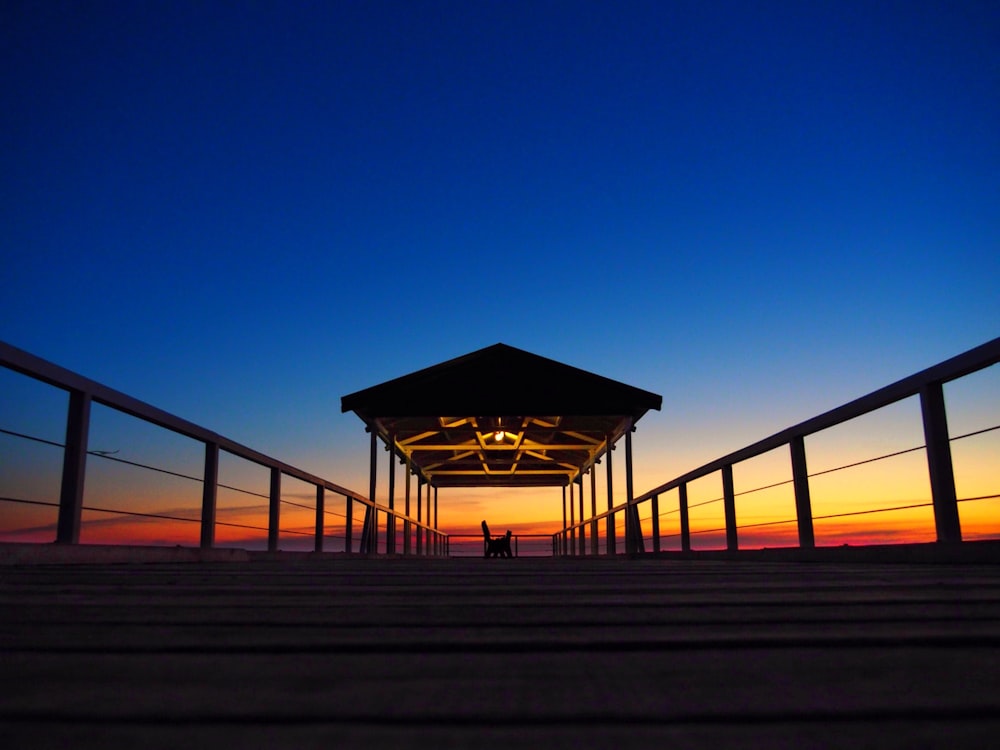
556 337 1000 555
0 340 446 555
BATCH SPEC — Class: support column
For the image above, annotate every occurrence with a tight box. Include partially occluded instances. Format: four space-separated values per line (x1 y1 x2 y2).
651 494 660 553
314 485 325 553
590 466 598 555
679 482 691 552
387 435 396 555
57 389 91 545
722 464 737 552
268 467 281 552
790 435 815 549
200 441 219 550
921 381 962 543
578 474 586 555
606 437 615 555
434 486 439 556
404 458 412 555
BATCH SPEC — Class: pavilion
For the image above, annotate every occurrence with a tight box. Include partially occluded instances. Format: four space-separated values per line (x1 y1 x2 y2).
341 343 662 554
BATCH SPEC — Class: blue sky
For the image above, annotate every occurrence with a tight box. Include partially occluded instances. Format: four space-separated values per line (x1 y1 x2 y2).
3 1 998 506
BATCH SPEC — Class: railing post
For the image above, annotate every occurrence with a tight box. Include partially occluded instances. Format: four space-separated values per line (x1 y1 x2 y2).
921 381 962 543
314 485 325 553
200 441 219 549
625 426 643 554
368 428 378 554
560 484 567 555
57 389 91 544
722 464 737 552
590 467 598 555
345 495 353 554
268 467 281 552
569 479 576 555
679 482 691 552
651 493 660 553
416 479 423 555
404 457 412 555
606 437 615 555
790 435 815 549
386 435 396 555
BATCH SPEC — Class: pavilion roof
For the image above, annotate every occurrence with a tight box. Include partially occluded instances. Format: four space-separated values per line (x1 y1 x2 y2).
341 344 662 488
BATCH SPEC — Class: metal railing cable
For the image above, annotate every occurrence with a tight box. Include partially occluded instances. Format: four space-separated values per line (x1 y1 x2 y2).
651 423 1000 530
1 427 351 536
4 416 998 548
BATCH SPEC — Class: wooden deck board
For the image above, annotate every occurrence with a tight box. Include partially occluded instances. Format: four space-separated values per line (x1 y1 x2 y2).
2 556 1000 748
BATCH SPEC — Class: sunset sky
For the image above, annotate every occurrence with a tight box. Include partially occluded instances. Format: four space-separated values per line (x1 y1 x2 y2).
2 1 998 550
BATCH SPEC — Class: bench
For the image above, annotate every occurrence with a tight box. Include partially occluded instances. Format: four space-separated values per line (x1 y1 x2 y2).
481 520 513 558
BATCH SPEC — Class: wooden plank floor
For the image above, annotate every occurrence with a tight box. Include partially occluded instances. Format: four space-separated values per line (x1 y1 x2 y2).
2 555 1000 748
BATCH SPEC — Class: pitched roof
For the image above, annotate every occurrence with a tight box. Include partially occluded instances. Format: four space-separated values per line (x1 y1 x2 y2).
341 343 662 420
341 344 661 488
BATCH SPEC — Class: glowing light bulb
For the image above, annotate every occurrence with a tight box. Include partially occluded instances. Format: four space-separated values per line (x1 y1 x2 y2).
494 430 505 442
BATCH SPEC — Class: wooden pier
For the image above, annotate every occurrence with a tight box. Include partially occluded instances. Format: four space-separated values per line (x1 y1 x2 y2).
2 553 1000 748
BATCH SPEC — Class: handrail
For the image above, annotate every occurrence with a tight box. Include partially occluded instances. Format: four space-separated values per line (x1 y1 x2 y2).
0 340 364 503
638 335 1000 504
0 339 445 553
558 336 1000 551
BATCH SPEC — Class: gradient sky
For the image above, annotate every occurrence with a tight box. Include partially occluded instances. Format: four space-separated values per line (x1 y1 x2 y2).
2 1 998 546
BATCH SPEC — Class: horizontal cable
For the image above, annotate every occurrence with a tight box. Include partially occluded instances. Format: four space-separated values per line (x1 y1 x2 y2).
0 496 59 508
807 500 932 522
808 444 926 479
92 452 203 483
952 424 1000 441
957 493 1000 503
79 503 201 525
0 427 62 447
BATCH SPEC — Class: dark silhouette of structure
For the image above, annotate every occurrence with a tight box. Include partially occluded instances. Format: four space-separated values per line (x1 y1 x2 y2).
341 343 662 555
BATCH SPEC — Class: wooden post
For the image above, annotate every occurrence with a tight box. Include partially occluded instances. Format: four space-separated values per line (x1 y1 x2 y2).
314 485 325 553
790 435 815 549
268 467 281 552
404 457 412 555
561 484 567 555
56 389 90 544
921 382 962 543
578 474 586 555
651 493 660 553
722 464 737 552
569 479 576 555
625 426 643 553
416 479 423 555
606 437 615 555
345 494 353 554
200 441 219 549
679 482 691 552
369 428 378 554
387 435 395 555
590 467 598 556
